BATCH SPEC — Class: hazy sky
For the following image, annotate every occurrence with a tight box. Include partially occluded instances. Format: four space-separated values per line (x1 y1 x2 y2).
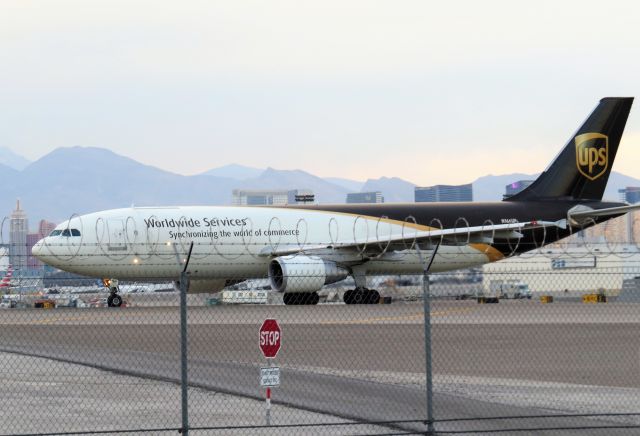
1 1 639 185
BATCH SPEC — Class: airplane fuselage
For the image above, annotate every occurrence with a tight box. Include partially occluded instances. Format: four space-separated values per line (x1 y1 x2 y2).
33 199 623 283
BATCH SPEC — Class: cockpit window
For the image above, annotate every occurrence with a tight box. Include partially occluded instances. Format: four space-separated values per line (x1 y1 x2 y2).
49 229 80 237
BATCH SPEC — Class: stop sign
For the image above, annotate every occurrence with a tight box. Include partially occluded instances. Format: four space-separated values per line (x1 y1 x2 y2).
259 319 281 358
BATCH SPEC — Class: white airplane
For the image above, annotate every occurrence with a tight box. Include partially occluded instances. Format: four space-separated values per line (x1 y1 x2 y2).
33 98 640 306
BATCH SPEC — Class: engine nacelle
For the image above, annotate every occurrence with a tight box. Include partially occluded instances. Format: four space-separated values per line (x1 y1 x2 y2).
268 255 349 293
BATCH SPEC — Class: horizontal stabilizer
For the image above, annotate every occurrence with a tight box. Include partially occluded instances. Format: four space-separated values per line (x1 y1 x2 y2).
568 203 640 224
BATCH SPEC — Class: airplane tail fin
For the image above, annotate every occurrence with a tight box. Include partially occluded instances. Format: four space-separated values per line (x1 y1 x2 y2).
507 97 634 202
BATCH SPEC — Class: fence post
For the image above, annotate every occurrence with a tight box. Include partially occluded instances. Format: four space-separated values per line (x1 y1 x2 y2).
175 242 194 436
417 241 440 436
180 270 189 436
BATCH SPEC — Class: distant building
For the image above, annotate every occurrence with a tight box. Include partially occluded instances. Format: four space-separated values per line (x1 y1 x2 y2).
346 191 384 204
27 233 41 270
483 244 640 295
232 189 314 206
9 200 28 272
504 180 534 199
414 184 472 202
38 219 57 238
0 247 9 272
619 187 640 204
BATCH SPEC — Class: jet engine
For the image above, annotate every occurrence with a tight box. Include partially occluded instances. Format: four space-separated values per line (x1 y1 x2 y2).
268 255 349 293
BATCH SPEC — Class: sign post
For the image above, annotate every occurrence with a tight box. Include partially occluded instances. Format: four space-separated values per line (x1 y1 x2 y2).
259 319 281 426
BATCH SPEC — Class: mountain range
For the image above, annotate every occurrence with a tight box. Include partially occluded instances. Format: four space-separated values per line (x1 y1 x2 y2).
0 147 31 171
1 147 638 227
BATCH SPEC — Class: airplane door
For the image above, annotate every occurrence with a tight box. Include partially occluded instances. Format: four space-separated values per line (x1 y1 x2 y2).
107 219 127 251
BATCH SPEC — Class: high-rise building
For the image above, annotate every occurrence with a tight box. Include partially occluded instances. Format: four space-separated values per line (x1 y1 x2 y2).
504 180 535 199
38 220 57 238
414 184 473 202
232 189 314 205
27 233 42 270
21 221 57 271
619 187 640 204
346 191 384 204
9 200 28 272
0 247 9 272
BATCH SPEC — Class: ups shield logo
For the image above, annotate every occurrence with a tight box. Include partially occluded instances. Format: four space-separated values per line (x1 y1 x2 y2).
575 132 608 181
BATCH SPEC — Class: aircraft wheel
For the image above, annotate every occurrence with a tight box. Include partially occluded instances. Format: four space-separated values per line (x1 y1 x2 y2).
352 288 366 304
367 290 380 304
343 290 354 305
108 294 122 307
307 292 320 305
283 293 295 305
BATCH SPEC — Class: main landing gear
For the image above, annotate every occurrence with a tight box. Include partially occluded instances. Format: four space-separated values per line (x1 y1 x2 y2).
283 292 320 305
103 278 123 307
343 288 380 305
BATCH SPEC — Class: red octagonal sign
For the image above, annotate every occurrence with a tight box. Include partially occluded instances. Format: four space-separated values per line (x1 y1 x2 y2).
259 319 281 359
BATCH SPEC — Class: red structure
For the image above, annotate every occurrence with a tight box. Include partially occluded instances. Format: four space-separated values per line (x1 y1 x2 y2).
259 319 282 359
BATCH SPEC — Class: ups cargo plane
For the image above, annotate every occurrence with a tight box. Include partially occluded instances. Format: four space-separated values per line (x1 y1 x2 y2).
33 98 640 306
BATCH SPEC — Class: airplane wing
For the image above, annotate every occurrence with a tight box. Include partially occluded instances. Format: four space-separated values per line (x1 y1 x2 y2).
259 220 564 257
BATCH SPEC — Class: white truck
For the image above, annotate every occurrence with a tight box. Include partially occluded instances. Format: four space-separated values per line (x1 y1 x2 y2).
0 294 28 309
479 280 532 302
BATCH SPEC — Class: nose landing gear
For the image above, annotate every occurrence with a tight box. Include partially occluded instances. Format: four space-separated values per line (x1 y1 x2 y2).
107 291 123 307
103 278 123 307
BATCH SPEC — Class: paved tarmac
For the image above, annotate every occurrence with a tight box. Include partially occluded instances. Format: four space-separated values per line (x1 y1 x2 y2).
0 352 390 435
1 301 639 434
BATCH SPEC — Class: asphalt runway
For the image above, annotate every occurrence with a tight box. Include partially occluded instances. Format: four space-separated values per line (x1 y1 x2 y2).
1 301 640 434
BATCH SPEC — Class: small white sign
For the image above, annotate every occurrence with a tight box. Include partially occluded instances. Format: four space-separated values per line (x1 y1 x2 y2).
260 367 280 387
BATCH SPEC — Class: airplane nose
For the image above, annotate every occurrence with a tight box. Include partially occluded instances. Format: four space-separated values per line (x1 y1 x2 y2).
32 239 44 259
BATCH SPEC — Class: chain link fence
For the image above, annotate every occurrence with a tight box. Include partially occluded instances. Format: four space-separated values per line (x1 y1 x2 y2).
1 233 640 434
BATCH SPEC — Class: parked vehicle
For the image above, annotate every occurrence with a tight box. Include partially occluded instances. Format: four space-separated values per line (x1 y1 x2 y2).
481 279 532 300
34 299 56 309
0 296 17 308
